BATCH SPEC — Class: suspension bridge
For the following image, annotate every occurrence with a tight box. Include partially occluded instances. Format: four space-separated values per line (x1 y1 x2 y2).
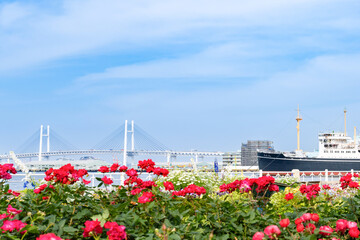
0 121 224 168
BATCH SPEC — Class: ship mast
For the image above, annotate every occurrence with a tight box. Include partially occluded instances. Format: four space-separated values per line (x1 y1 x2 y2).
354 127 357 145
344 108 347 136
296 105 302 151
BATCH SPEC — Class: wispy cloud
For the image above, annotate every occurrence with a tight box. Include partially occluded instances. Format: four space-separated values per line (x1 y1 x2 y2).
0 0 359 73
76 43 274 82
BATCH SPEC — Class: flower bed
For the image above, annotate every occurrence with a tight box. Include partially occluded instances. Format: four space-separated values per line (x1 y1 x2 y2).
1 161 360 239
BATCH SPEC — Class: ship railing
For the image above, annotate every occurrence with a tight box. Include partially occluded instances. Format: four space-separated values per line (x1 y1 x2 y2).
262 170 360 183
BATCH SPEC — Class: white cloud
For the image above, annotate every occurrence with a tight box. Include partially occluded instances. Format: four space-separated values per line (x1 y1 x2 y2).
76 43 273 82
0 2 31 27
0 0 359 72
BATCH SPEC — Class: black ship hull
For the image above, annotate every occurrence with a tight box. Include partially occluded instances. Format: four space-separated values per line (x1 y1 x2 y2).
258 152 360 171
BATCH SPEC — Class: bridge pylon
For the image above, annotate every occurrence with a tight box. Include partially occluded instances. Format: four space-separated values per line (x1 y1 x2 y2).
123 120 135 166
39 125 50 161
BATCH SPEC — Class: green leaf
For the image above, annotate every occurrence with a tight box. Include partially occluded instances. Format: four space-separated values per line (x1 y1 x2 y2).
73 209 91 220
63 226 78 233
164 219 172 227
102 208 110 219
56 219 66 236
22 224 38 234
169 233 182 240
309 235 318 240
91 214 102 221
91 214 106 226
46 215 56 224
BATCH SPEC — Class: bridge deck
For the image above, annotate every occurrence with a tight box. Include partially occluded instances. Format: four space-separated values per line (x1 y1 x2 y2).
0 149 224 160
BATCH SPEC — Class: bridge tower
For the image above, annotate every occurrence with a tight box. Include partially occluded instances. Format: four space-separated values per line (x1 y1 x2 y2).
39 125 50 161
123 120 134 166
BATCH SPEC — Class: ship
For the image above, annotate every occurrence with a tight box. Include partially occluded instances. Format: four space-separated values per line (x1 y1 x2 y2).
258 108 360 171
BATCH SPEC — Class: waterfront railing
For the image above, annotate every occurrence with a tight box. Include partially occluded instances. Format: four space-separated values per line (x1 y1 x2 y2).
7 169 356 190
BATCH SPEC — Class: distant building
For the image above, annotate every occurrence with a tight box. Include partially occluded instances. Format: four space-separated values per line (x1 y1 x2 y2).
241 140 274 166
222 151 241 167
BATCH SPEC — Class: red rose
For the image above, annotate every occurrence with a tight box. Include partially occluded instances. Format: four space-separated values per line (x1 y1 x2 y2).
82 179 91 185
7 205 22 215
349 227 360 238
110 163 120 172
305 223 316 234
336 219 348 232
138 159 156 171
268 184 279 192
279 219 290 228
83 219 103 238
101 176 113 185
11 191 20 197
163 181 174 191
295 218 302 225
311 213 319 222
152 167 169 177
126 168 138 177
296 224 304 232
349 181 359 189
98 166 109 173
34 188 41 194
284 193 294 201
130 188 142 195
104 221 127 240
119 166 128 172
138 192 154 203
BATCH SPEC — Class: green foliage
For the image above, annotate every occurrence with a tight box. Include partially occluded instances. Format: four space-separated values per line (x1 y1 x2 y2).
275 175 300 187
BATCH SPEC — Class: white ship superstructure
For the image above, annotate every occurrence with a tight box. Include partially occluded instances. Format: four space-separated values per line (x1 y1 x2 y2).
317 132 358 158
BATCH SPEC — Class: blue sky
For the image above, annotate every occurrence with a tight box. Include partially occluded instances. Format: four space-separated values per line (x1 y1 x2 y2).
1 0 360 154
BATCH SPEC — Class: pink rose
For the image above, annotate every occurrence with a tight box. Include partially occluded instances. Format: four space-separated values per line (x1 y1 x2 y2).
264 225 281 239
319 226 333 236
36 233 62 240
336 219 348 232
348 221 358 229
252 232 264 240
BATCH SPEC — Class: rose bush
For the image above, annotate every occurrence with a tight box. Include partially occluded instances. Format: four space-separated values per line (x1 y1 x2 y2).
1 161 360 239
